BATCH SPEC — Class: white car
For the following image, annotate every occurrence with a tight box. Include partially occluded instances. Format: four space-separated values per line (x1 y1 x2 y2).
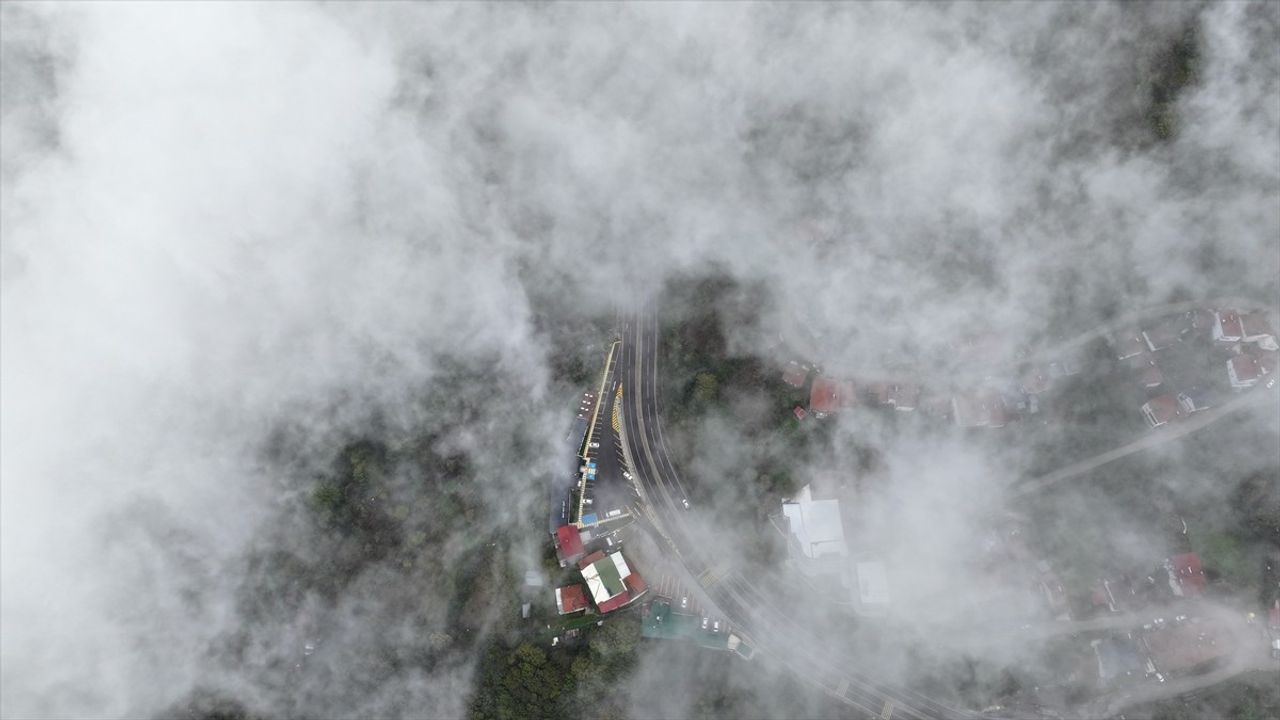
682 498 690 510
712 620 721 633
680 596 688 610
701 617 709 631
622 472 633 480
589 442 600 448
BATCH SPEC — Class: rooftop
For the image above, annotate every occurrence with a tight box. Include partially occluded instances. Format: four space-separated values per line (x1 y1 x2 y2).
781 485 847 560
810 376 856 415
555 584 588 614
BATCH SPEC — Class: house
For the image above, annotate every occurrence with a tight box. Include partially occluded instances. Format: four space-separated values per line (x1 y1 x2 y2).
1269 599 1280 630
579 550 647 614
555 584 589 615
1212 310 1244 344
1240 312 1278 350
809 376 856 417
1141 394 1183 429
1114 331 1148 361
1145 620 1230 675
1165 553 1207 597
782 362 809 388
1142 317 1186 352
793 406 807 421
1177 390 1212 414
870 382 921 411
554 525 585 567
1226 352 1276 390
1137 357 1164 388
1020 367 1052 395
952 391 1009 428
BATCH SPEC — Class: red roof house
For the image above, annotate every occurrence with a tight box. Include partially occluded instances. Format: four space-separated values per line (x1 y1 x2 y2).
793 406 807 421
1146 620 1230 673
1226 352 1276 390
1240 312 1278 350
555 525 585 567
1268 599 1280 629
809 376 856 416
577 549 605 570
1212 310 1244 343
781 362 809 388
1141 394 1183 429
555 584 589 614
1166 553 1207 597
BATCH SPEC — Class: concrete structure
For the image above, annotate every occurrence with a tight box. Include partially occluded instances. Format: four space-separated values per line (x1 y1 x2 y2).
781 485 847 560
854 561 891 616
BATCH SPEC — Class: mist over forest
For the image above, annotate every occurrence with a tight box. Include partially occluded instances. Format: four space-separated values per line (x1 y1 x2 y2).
2 3 1277 720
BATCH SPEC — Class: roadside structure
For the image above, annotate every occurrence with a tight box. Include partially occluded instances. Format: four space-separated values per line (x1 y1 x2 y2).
554 524 585 567
578 549 648 614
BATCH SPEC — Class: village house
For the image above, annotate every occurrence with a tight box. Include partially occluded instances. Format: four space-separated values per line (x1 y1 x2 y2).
1226 351 1277 390
1141 394 1184 429
1240 312 1278 351
1212 310 1244 344
869 381 921 411
1142 317 1187 353
781 361 809 388
1113 331 1148 361
809 376 857 418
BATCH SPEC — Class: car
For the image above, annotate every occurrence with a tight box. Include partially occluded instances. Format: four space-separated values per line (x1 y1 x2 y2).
701 617 709 630
682 498 690 510
622 472 633 480
583 498 593 505
680 596 688 610
712 620 721 632
589 442 600 449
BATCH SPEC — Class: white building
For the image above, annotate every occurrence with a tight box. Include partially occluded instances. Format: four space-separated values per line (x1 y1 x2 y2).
854 561 892 616
781 485 848 560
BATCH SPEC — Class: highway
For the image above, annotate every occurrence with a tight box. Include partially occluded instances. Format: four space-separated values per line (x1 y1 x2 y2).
616 307 977 720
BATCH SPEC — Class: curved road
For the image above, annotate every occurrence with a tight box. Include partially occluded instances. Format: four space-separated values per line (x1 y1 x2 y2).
618 307 977 720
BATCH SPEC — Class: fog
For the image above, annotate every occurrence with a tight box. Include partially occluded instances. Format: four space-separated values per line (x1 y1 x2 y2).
2 2 1277 719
